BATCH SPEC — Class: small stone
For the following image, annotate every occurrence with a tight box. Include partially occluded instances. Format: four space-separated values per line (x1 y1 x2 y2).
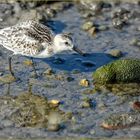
112 18 124 29
81 101 90 108
45 8 56 18
132 101 140 111
98 102 107 110
79 79 90 87
82 12 93 18
50 2 65 12
98 25 109 31
23 60 33 66
130 38 140 47
81 21 93 31
48 111 62 124
0 72 3 76
49 100 60 107
47 111 62 131
28 2 37 8
79 1 104 13
66 76 74 82
107 49 123 58
88 26 97 36
81 98 94 108
47 124 60 131
90 129 96 135
56 74 65 81
43 68 55 76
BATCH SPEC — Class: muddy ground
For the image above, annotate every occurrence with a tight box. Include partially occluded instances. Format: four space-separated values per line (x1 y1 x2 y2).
0 1 140 139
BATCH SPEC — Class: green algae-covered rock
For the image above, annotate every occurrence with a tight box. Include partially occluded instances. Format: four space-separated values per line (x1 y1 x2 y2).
93 59 140 84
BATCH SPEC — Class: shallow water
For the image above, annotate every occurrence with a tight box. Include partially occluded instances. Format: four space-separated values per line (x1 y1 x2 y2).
0 2 140 139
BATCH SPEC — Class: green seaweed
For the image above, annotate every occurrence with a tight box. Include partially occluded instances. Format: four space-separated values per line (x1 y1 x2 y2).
93 59 140 84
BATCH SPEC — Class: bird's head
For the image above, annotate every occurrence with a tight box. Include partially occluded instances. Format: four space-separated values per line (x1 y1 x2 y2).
53 33 85 56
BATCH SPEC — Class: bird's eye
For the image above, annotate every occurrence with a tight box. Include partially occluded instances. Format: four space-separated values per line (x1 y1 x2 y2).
65 42 69 45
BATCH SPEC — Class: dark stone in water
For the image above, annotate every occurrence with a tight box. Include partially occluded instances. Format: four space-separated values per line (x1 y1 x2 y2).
82 61 95 67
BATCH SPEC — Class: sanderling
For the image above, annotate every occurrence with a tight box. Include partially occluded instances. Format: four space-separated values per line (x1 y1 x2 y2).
0 20 84 77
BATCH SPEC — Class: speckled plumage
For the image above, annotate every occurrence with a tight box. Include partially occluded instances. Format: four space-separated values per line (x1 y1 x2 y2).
0 20 55 57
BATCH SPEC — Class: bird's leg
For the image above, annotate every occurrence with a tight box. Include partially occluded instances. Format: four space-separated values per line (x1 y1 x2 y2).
6 83 11 95
31 57 38 78
8 56 15 78
28 79 33 94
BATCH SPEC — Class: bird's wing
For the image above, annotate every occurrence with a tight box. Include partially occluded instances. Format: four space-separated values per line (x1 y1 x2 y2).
0 20 54 56
20 20 54 43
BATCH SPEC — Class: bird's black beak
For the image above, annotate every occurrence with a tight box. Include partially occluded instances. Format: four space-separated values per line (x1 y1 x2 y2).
73 46 85 56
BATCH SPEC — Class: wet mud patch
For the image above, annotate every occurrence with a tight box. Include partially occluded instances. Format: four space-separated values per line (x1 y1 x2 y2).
94 83 140 97
0 92 71 129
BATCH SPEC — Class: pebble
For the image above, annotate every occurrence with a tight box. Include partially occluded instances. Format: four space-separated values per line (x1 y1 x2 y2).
80 98 95 108
47 111 62 125
132 101 140 111
88 26 97 36
81 12 93 18
98 102 107 110
79 1 104 13
47 124 60 131
49 100 60 107
130 38 140 47
66 76 74 82
81 101 91 108
79 79 90 87
90 129 96 135
81 21 93 31
112 18 125 29
47 111 62 131
50 2 71 12
45 8 56 18
107 49 123 58
111 8 131 29
43 68 55 76
98 25 109 31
